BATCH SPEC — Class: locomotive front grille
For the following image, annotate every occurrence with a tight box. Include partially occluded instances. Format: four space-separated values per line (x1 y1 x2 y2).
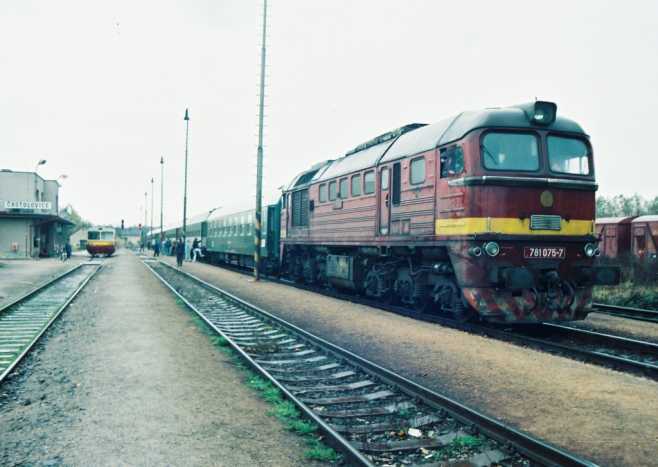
530 214 562 231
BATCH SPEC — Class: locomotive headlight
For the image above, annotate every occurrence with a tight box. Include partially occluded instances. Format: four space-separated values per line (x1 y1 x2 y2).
468 246 482 257
484 241 500 257
584 243 597 257
517 101 557 126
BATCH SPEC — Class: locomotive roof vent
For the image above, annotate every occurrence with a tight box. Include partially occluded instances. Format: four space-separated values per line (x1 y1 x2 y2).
345 123 427 156
517 101 557 126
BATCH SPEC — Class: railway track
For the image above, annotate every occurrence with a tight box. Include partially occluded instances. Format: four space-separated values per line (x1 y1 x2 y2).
145 259 594 467
0 262 101 384
179 258 658 380
591 303 658 324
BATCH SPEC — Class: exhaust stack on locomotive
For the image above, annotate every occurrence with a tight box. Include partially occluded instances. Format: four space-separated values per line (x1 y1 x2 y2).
280 101 620 323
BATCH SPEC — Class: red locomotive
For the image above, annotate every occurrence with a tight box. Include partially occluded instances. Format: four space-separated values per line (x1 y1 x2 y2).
280 101 619 323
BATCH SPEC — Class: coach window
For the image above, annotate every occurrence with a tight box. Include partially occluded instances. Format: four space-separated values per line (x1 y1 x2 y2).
351 174 361 196
329 181 337 201
410 157 425 184
364 171 375 194
440 147 464 178
339 178 348 199
319 184 327 203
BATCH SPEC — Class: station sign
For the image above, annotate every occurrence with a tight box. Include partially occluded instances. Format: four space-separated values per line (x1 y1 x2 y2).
3 200 52 210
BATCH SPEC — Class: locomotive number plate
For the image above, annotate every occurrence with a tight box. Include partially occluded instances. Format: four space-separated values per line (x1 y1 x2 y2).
523 246 566 259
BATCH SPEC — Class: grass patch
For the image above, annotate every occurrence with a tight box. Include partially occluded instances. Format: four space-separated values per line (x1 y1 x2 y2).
304 437 339 462
594 282 658 309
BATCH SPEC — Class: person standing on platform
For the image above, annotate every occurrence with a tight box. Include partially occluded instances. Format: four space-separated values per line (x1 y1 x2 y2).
176 238 185 267
64 240 72 261
154 239 161 257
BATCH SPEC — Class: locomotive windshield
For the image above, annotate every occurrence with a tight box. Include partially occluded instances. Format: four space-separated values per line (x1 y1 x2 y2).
547 136 590 175
88 231 99 240
101 231 114 240
481 132 539 171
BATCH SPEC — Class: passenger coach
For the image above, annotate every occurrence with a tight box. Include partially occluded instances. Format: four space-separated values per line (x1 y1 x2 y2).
280 101 619 323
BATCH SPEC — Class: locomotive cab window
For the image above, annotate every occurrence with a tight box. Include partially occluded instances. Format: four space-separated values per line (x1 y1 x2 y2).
328 181 337 201
364 171 375 194
351 174 361 196
481 132 539 171
319 184 327 202
339 178 348 199
547 136 591 176
440 146 464 178
410 157 425 184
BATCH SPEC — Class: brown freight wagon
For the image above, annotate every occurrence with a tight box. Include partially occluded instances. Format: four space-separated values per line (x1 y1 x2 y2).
595 216 635 259
631 216 658 261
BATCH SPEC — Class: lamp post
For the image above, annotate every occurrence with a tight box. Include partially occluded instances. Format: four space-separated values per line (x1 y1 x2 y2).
183 108 190 239
150 177 154 243
144 191 147 247
160 156 164 241
34 159 47 173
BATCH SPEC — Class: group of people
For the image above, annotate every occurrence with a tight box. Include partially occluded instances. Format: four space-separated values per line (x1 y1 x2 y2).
150 237 205 267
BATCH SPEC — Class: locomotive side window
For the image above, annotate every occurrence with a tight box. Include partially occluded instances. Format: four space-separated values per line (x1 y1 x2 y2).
381 168 390 190
392 162 401 205
351 174 361 196
329 181 337 201
440 146 464 178
364 171 375 194
481 132 539 171
319 184 327 202
547 136 590 175
410 157 425 184
339 178 348 199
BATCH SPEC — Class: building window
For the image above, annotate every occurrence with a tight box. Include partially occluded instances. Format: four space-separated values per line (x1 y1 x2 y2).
364 171 375 194
351 174 361 196
410 157 425 184
319 184 327 202
329 181 337 201
339 178 348 199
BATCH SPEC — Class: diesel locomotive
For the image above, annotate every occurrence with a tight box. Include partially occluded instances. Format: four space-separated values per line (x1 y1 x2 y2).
86 227 117 257
156 101 619 323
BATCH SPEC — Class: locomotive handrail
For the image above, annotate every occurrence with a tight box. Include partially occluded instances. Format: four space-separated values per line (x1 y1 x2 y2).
448 175 598 191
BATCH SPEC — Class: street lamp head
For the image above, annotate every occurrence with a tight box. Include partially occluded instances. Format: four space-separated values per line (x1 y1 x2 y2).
184 108 190 121
38 159 47 166
160 156 164 164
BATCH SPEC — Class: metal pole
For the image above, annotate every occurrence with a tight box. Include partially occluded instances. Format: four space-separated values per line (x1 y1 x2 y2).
160 156 164 240
144 191 147 247
150 177 154 243
183 109 190 239
254 0 267 281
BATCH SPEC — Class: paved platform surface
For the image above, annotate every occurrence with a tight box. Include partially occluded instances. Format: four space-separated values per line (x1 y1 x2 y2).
0 251 315 466
162 257 658 467
0 257 86 309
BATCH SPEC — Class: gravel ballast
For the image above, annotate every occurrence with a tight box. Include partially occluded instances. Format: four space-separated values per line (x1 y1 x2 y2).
163 257 658 467
0 257 84 309
0 252 318 466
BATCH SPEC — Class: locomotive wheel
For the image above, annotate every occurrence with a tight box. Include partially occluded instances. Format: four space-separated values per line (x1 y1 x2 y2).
432 280 473 322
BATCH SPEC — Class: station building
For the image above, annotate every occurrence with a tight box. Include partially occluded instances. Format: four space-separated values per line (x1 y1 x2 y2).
0 169 73 258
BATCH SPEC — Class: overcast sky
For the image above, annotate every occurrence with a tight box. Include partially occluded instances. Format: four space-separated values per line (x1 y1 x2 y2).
2 0 657 227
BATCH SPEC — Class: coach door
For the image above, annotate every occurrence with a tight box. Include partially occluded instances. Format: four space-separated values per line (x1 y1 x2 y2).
378 166 391 235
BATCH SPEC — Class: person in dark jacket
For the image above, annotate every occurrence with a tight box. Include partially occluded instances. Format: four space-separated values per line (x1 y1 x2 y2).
175 238 185 267
64 241 72 260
